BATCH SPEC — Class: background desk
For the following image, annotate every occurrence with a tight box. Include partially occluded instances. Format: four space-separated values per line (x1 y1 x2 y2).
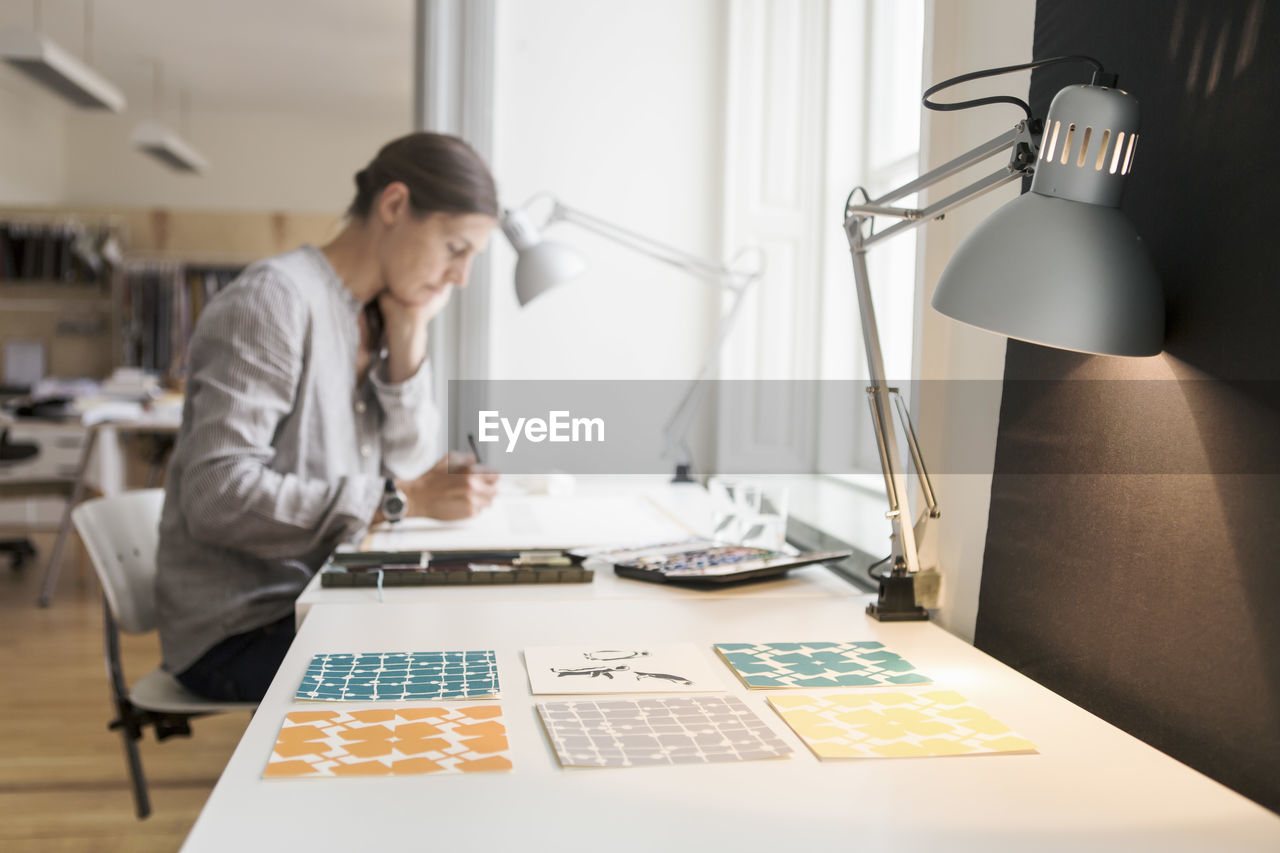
0 412 179 603
35 415 180 605
185 597 1280 852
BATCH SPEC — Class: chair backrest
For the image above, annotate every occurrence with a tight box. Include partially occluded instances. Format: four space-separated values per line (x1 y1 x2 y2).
72 489 166 634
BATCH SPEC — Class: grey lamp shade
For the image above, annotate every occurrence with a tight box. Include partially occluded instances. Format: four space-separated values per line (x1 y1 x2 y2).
931 83 1164 356
931 192 1163 355
501 207 588 305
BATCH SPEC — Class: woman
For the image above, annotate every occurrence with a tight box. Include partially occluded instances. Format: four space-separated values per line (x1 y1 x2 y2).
156 132 500 702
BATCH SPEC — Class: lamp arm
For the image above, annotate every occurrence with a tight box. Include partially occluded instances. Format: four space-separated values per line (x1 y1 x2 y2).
854 167 1026 250
659 274 758 467
536 197 763 477
843 121 1038 579
890 388 939 516
844 122 1038 249
550 202 753 291
871 126 1024 207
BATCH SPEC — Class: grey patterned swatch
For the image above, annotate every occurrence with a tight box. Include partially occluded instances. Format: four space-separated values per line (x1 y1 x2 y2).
537 696 791 767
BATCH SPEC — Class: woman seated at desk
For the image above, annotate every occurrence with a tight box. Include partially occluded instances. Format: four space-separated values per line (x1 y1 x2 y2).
156 132 500 702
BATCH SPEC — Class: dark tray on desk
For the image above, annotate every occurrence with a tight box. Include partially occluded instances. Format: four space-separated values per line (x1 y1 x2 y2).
320 565 594 587
578 540 853 586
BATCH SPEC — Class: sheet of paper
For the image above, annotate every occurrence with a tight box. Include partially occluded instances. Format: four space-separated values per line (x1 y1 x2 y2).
363 493 700 552
537 696 791 767
2 339 44 387
714 641 931 688
294 651 499 702
263 706 512 777
768 690 1038 760
524 643 725 694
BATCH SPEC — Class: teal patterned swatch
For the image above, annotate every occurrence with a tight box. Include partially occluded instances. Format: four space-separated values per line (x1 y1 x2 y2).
713 642 930 688
294 651 500 702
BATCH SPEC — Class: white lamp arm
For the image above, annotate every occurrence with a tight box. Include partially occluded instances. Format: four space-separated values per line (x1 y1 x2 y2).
512 194 763 478
509 188 762 473
548 201 755 292
659 274 757 468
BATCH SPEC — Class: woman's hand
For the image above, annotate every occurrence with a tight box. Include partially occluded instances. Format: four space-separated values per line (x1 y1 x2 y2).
378 288 450 383
399 451 499 521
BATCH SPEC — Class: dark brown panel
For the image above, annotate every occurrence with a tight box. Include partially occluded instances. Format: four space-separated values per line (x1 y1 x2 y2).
976 0 1280 813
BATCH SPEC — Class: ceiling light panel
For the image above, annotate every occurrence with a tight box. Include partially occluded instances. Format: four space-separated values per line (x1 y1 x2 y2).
0 28 126 112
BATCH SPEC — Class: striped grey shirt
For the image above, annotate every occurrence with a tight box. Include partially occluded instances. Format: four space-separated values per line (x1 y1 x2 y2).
156 245 437 674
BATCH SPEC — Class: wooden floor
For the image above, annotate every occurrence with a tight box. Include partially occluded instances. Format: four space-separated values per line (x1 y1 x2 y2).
0 533 249 852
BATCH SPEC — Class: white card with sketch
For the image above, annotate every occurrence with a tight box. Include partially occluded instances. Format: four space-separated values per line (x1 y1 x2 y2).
523 644 725 694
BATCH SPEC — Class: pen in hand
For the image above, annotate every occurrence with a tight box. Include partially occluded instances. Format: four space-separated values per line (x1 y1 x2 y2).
467 432 484 465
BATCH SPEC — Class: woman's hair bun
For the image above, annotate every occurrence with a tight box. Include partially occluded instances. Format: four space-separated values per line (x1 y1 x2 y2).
346 132 498 221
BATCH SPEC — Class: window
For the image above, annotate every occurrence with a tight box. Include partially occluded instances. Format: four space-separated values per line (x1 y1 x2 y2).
817 0 925 478
718 0 925 480
716 0 924 557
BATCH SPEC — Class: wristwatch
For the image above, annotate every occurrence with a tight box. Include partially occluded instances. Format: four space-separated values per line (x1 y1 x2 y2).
381 478 408 523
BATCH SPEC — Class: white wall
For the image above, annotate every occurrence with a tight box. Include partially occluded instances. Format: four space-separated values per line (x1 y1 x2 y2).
0 74 68 203
61 107 408 213
913 0 1036 641
489 0 725 385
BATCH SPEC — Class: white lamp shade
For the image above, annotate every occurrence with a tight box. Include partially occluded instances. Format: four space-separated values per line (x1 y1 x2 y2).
514 241 588 305
501 207 587 305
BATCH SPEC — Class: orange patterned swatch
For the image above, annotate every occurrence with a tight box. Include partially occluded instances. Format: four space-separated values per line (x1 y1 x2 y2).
263 705 512 778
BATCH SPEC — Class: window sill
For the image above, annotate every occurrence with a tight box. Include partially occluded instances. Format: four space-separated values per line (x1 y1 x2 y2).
757 473 892 592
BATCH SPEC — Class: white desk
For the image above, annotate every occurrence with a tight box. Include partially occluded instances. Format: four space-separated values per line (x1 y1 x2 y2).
185 597 1280 852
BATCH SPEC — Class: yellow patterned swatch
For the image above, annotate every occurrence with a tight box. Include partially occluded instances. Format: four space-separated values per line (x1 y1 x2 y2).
768 690 1037 759
263 706 512 777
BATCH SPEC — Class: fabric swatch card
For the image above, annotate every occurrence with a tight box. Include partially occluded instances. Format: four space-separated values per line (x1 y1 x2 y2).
524 644 724 694
294 651 499 702
263 706 513 777
537 696 791 767
768 690 1037 760
714 641 930 689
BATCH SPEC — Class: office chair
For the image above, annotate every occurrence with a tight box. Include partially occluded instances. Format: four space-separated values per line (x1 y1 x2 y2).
71 489 256 819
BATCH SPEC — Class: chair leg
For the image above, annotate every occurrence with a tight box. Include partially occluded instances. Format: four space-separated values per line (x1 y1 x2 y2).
118 717 152 819
102 598 152 819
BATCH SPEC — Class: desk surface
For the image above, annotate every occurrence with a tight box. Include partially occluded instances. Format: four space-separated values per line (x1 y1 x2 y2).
185 597 1280 853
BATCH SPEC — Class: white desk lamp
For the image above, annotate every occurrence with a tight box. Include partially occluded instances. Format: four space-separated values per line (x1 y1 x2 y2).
501 196 762 481
846 57 1163 621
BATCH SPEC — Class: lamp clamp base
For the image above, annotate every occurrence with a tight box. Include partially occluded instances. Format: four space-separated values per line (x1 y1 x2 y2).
866 567 929 622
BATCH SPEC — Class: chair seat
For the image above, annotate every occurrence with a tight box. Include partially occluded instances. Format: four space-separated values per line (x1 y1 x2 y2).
130 667 257 714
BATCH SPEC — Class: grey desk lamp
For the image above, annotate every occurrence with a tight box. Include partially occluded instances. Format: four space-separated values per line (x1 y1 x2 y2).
845 57 1163 621
501 196 762 481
